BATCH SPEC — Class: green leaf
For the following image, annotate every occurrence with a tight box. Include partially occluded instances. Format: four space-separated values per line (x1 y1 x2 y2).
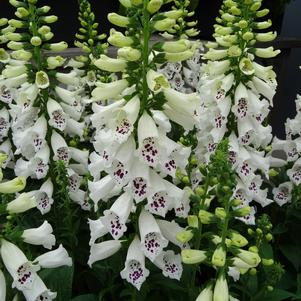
279 244 301 270
262 289 296 301
71 294 98 301
39 266 74 301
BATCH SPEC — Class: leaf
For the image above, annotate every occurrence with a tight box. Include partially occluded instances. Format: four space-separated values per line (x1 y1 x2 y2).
262 289 296 301
71 294 98 301
39 266 74 301
260 241 274 259
279 244 301 270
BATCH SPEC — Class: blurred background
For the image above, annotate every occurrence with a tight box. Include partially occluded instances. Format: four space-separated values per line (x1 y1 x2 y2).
0 0 300 137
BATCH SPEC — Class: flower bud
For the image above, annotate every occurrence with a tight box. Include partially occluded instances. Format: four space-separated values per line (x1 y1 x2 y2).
107 13 129 27
108 29 133 47
165 49 194 62
163 10 183 19
188 215 198 228
215 207 227 219
37 6 51 14
118 47 141 61
8 19 25 28
30 36 42 46
147 0 163 14
196 284 213 301
0 177 26 194
38 25 51 35
248 246 258 253
255 47 280 58
9 0 24 8
119 0 132 7
40 15 58 24
251 2 261 11
6 193 37 214
47 56 66 69
265 233 273 241
154 18 176 31
16 7 30 18
176 230 194 243
131 0 143 5
181 249 207 264
236 249 261 267
255 19 272 29
199 210 215 224
233 206 251 217
229 232 248 247
242 31 254 41
256 9 269 18
228 45 242 57
212 245 226 267
213 275 228 301
268 168 279 177
47 41 68 51
256 31 277 42
262 258 274 266
0 49 9 63
7 41 24 50
221 13 235 22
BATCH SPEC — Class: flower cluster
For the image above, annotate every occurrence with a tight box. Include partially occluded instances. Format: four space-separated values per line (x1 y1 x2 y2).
87 0 200 290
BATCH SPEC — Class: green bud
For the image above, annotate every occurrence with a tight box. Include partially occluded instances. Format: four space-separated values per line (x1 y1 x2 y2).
242 31 254 41
8 19 25 28
212 245 226 267
256 228 263 235
238 20 248 29
228 45 242 57
195 187 205 196
251 2 261 11
229 232 248 247
256 9 269 18
147 0 163 14
37 6 51 14
9 0 24 8
176 230 194 243
267 286 274 292
249 268 257 275
232 199 242 206
265 233 273 241
181 176 190 184
30 36 42 46
268 169 279 177
233 206 251 217
181 249 207 264
215 207 227 219
248 246 259 253
16 7 30 18
199 210 215 224
262 258 274 266
40 15 58 24
222 13 235 22
230 7 241 15
107 13 129 27
188 215 199 228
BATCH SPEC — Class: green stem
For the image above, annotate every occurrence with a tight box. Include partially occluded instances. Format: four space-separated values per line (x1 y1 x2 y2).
141 0 151 113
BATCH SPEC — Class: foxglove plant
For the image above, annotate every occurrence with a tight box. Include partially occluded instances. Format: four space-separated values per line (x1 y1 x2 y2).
87 0 200 290
0 155 72 301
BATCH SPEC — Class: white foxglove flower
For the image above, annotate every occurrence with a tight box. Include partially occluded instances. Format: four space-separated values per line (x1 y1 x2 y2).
146 69 170 93
88 218 108 245
120 236 150 290
153 250 183 280
32 178 54 214
288 158 301 185
20 83 39 102
273 182 293 206
34 244 72 268
70 147 89 168
69 189 91 211
65 118 85 139
22 275 57 301
0 176 26 194
2 65 26 78
157 219 189 249
93 54 127 72
55 86 82 110
88 175 120 210
0 269 6 301
250 76 275 104
35 71 49 89
0 108 10 142
88 240 122 267
51 131 70 163
0 85 13 104
213 275 228 301
22 221 55 249
56 71 80 86
91 79 129 102
0 239 39 290
67 169 82 192
60 102 81 121
138 210 168 261
6 193 37 214
137 112 159 167
100 191 133 239
3 73 27 88
47 98 67 131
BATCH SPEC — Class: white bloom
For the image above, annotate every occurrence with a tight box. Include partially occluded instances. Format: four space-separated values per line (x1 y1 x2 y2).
6 193 37 214
146 69 170 93
22 221 55 249
213 275 229 301
51 131 70 163
65 118 85 139
32 178 54 214
88 240 122 267
120 236 150 290
69 189 91 211
0 269 6 301
0 108 10 142
0 239 39 290
93 54 127 72
91 79 129 102
47 98 67 131
287 158 301 185
56 71 80 86
22 275 57 301
88 218 108 245
55 86 82 110
34 244 72 268
35 71 49 89
153 250 183 280
100 191 133 239
138 210 168 261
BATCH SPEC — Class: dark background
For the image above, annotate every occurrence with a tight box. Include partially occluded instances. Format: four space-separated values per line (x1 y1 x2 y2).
0 0 300 137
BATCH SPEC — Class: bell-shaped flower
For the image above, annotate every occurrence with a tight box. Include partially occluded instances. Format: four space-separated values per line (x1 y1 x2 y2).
138 210 168 261
91 79 129 102
55 86 82 111
22 274 57 301
126 161 151 203
181 249 207 264
213 275 229 301
120 236 150 290
250 76 276 104
0 269 6 301
107 29 133 47
88 240 122 267
2 64 27 78
0 239 39 290
0 108 10 142
35 71 50 89
236 249 261 267
88 218 108 245
93 54 127 72
65 118 85 139
56 71 80 86
100 191 133 239
111 95 140 143
0 176 26 194
137 112 159 167
51 131 70 163
22 221 56 249
33 244 72 268
2 73 28 88
273 182 293 206
69 189 91 211
0 84 13 104
153 250 183 280
6 192 37 214
60 102 81 121
88 174 120 209
146 70 170 94
47 98 67 131
157 219 188 249
196 284 213 301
